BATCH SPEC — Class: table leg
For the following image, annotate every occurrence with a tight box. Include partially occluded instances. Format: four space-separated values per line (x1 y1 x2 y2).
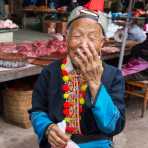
145 88 148 110
141 87 148 117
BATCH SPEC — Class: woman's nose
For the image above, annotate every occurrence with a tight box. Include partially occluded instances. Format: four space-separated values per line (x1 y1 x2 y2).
79 39 89 49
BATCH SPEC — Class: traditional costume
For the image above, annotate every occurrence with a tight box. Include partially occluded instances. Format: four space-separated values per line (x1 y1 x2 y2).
29 6 125 148
29 56 125 148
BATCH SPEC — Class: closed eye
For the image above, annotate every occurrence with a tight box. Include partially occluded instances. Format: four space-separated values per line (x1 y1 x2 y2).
89 36 98 41
71 35 81 38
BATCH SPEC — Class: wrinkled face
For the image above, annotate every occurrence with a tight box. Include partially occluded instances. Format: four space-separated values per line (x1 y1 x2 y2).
67 18 104 62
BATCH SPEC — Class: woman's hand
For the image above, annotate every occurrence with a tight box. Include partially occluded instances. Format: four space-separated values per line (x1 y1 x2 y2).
73 42 103 99
46 124 70 148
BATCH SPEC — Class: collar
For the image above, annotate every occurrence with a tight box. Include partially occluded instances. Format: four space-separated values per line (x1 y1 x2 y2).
65 56 74 73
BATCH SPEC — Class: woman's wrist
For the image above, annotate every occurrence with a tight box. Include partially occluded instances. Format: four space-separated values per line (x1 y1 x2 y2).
89 80 101 99
45 123 56 139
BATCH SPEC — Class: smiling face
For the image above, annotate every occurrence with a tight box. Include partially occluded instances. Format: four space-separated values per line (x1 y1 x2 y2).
67 18 104 64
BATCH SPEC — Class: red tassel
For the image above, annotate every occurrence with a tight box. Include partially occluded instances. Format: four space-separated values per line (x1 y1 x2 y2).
63 108 73 116
62 84 69 92
61 70 68 76
80 91 86 97
79 105 83 113
66 127 76 133
64 102 71 108
63 109 70 116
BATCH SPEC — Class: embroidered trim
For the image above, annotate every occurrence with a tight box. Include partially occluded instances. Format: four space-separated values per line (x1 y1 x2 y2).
61 57 87 134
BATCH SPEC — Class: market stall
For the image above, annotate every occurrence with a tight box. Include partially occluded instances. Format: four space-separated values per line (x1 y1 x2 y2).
0 2 148 148
0 64 42 83
0 0 147 129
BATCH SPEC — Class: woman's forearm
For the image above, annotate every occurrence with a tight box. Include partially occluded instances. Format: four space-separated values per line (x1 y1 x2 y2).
89 80 101 100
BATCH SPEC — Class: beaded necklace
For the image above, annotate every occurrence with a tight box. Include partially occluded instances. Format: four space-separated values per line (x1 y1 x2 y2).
61 58 87 134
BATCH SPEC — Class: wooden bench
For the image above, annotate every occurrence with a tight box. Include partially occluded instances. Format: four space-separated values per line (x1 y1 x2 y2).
126 80 148 117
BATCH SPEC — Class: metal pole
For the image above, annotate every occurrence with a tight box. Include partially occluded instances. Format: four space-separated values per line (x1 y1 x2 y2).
45 0 48 8
118 0 133 69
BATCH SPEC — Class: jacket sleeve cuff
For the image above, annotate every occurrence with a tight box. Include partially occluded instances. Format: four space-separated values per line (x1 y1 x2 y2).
31 112 53 143
92 85 120 134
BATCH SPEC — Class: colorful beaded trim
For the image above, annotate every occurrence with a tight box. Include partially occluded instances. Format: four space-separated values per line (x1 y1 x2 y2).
61 58 87 134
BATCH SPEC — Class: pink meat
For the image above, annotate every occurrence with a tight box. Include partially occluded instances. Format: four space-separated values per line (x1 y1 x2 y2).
17 42 32 51
0 20 18 29
47 39 67 54
0 38 67 58
0 42 17 53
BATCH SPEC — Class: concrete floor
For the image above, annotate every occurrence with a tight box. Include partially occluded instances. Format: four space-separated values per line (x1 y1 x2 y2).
123 98 148 148
0 118 38 148
0 97 148 148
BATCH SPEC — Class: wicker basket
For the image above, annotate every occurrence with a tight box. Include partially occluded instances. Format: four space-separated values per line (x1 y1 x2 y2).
3 87 32 128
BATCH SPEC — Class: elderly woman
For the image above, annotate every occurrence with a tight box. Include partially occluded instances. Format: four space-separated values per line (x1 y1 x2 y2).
29 7 125 148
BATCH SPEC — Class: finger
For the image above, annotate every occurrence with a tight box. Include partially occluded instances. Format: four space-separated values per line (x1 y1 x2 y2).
54 127 70 142
76 48 88 64
82 46 93 62
98 59 103 71
50 142 56 148
88 44 103 72
48 135 58 147
74 56 85 73
53 127 70 142
50 130 67 146
51 125 69 142
88 42 99 60
73 56 82 67
96 62 103 79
